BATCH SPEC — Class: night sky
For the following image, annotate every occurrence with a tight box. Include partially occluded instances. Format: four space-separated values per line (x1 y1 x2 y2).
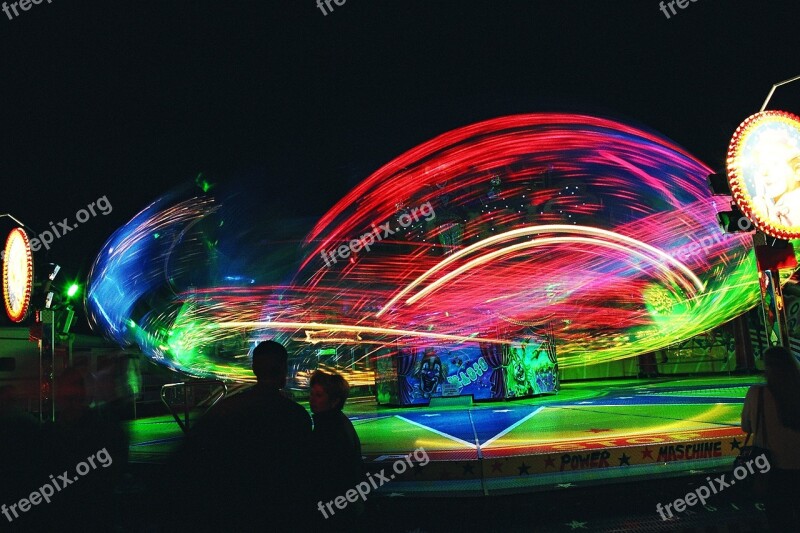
1 0 798 328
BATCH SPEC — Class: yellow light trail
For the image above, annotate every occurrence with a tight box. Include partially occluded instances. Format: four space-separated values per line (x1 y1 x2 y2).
404 236 699 307
214 321 508 345
377 225 704 316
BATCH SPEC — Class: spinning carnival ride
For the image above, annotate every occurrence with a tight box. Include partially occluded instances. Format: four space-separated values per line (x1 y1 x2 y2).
85 114 800 391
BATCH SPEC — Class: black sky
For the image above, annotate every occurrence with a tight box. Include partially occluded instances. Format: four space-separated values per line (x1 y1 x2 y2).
1 0 799 326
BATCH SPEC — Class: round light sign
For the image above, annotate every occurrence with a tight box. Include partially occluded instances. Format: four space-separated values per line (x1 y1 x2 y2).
3 227 34 322
726 110 800 239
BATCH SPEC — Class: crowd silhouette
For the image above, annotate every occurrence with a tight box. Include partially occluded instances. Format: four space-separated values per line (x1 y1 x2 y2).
6 341 800 531
0 341 372 532
159 341 367 532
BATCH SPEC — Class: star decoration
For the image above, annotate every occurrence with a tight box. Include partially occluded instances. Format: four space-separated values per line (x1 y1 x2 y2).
491 461 504 473
641 446 654 460
730 437 742 450
518 462 531 475
462 463 475 475
544 456 556 469
618 453 630 466
565 520 588 530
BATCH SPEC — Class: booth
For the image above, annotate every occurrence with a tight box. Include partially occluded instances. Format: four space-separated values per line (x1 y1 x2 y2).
375 337 558 406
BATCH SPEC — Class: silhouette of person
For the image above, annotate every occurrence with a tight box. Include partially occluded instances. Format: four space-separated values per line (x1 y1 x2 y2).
309 370 363 530
741 346 800 530
179 340 313 532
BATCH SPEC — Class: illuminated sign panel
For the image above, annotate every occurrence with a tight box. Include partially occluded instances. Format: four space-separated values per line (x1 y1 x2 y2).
727 110 800 239
375 340 558 406
3 227 34 322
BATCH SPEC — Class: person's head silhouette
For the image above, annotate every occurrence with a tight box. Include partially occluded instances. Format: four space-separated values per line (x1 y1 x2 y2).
309 370 350 414
251 340 289 388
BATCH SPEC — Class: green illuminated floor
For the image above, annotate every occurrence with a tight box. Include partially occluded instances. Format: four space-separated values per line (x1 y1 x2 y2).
128 375 760 495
